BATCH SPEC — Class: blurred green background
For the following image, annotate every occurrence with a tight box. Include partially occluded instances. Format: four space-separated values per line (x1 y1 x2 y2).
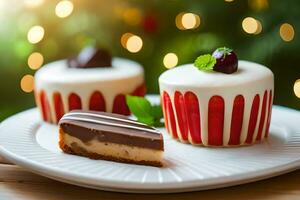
0 0 299 121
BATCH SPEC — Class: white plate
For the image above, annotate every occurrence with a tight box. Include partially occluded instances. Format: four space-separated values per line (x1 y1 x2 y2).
0 95 300 193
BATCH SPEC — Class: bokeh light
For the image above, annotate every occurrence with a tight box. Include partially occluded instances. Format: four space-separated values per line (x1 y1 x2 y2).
123 8 142 26
28 52 44 70
254 19 262 34
176 12 200 30
175 12 184 29
121 32 133 48
280 23 295 42
163 53 178 69
24 0 44 8
0 1 4 11
27 25 44 44
20 75 34 93
225 0 234 2
242 17 262 34
125 34 143 53
55 0 74 18
294 79 300 98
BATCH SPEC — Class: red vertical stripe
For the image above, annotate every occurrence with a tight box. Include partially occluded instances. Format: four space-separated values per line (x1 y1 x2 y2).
184 92 202 144
53 92 64 122
256 91 268 141
132 84 146 97
89 91 106 112
246 95 260 144
40 90 51 122
265 90 273 138
229 95 245 145
68 93 82 110
174 91 189 141
112 94 130 115
163 92 178 138
208 96 224 146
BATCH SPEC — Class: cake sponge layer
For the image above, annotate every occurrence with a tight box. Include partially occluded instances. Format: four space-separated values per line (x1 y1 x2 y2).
59 129 163 167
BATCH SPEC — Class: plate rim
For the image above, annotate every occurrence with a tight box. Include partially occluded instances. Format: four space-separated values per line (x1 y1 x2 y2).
1 145 300 193
1 104 300 193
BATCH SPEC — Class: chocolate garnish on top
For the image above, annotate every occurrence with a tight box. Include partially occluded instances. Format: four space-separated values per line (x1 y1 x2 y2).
68 47 112 68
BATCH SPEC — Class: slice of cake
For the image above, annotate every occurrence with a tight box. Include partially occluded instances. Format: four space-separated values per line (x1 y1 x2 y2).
58 110 164 167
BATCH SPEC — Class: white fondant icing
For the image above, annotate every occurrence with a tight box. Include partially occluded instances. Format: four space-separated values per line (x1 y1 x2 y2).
159 60 273 88
240 96 252 143
263 92 273 139
159 60 274 146
199 96 209 146
35 57 144 123
35 58 143 83
223 96 234 145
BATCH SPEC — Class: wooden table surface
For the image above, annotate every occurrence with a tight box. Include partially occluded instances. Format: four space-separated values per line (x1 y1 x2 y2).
0 156 300 200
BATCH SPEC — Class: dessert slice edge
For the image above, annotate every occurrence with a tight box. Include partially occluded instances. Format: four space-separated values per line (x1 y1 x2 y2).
58 111 164 167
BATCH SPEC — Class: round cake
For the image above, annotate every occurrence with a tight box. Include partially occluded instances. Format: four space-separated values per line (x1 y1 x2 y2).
34 48 145 124
159 57 274 146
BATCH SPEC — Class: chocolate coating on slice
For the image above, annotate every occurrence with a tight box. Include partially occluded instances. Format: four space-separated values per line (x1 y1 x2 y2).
68 47 112 68
59 110 164 150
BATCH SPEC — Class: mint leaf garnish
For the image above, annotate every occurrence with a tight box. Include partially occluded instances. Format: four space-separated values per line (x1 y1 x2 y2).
151 105 163 119
152 121 165 127
126 95 164 127
125 95 153 119
194 54 216 71
138 117 155 125
216 47 233 58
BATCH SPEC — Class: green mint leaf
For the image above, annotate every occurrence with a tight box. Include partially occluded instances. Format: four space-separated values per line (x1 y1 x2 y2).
151 105 163 119
194 54 216 71
126 95 153 120
152 120 165 128
126 95 165 127
137 117 155 125
216 47 233 57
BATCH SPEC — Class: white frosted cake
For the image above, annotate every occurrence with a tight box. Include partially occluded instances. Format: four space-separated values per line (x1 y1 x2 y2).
159 48 274 146
34 48 145 124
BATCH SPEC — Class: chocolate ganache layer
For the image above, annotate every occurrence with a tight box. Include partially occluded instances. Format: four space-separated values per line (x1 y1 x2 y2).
68 47 112 68
59 110 164 150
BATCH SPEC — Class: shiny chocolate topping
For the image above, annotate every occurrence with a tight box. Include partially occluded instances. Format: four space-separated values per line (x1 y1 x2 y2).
68 47 112 68
59 110 164 150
